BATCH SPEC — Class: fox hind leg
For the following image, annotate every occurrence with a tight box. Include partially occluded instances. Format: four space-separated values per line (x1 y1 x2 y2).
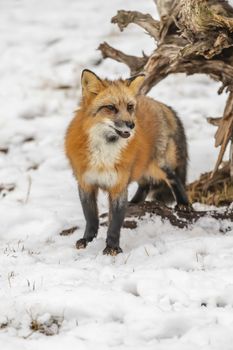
130 180 150 204
162 166 190 209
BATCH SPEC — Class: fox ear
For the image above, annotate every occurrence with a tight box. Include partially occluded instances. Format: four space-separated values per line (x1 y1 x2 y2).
81 69 104 97
126 74 145 95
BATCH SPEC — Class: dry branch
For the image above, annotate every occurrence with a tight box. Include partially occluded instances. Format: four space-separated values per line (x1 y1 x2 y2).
112 10 160 40
207 117 222 126
213 92 233 174
230 139 233 178
98 42 148 76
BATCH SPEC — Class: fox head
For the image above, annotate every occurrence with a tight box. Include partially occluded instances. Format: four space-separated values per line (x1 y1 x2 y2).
80 69 145 142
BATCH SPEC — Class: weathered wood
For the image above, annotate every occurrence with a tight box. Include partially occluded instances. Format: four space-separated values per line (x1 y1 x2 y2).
214 91 233 147
98 0 233 185
230 139 233 179
142 53 233 94
111 10 160 40
188 163 233 205
98 42 148 76
100 201 233 229
207 117 222 126
154 0 174 20
212 92 233 174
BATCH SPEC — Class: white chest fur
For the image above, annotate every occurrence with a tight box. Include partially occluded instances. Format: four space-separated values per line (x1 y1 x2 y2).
84 169 118 188
83 122 128 188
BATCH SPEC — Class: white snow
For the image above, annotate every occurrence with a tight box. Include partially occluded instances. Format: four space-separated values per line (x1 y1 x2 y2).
1 0 233 349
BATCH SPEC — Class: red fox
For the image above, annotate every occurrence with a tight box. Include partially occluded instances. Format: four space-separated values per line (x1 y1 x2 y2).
65 70 188 255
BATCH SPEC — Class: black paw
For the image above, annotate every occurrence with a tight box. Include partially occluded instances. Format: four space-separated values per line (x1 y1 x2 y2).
175 203 193 212
76 238 88 250
103 246 123 256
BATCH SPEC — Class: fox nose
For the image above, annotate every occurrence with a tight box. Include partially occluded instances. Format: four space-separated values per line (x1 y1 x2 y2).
125 121 135 129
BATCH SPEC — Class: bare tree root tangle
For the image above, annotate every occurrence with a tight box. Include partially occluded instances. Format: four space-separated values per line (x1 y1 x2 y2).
100 201 233 230
98 0 233 204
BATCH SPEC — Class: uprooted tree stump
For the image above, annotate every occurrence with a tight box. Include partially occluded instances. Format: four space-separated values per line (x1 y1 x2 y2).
98 0 233 207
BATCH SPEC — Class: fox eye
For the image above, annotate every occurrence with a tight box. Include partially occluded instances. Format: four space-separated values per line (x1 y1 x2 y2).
127 103 134 113
105 105 118 113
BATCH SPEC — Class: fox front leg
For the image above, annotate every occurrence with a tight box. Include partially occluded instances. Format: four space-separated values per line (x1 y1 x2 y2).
76 186 99 250
103 190 128 256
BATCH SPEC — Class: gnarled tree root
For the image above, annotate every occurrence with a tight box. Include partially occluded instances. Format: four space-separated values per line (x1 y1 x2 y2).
100 200 233 230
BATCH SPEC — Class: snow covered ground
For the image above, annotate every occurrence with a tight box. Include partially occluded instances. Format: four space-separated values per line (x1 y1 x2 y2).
1 0 233 349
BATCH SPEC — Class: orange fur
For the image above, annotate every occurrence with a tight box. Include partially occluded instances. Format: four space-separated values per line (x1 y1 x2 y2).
65 72 180 199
